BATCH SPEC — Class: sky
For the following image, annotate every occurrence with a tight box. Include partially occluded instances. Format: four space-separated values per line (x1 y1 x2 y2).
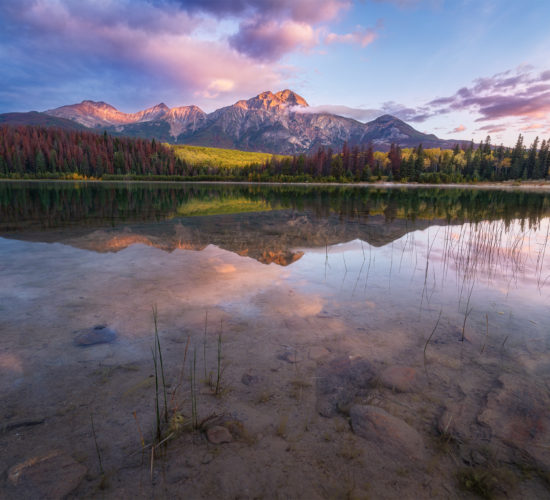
1 0 550 146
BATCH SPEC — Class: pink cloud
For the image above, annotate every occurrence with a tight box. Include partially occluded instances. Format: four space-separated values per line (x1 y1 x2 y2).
325 24 380 47
521 123 544 131
427 68 550 121
477 125 507 133
229 19 317 60
6 0 289 107
451 124 466 133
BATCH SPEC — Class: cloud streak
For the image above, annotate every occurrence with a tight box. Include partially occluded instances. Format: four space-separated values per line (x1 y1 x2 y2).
292 104 383 121
426 68 550 122
381 67 550 137
325 23 381 47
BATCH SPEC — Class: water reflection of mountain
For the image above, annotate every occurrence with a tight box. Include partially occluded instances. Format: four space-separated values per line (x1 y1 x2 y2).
7 210 445 265
1 182 550 266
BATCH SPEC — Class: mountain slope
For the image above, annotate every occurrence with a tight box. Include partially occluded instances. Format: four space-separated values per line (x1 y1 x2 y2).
1 90 467 153
0 111 89 130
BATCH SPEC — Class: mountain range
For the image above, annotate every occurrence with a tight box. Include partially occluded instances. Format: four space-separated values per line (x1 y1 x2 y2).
0 90 465 154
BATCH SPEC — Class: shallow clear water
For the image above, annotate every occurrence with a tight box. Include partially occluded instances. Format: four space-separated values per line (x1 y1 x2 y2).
1 181 550 498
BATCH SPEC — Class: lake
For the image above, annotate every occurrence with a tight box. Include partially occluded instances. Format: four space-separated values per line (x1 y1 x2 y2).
1 181 550 498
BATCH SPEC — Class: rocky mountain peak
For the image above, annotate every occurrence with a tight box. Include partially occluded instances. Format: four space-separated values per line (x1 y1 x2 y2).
238 89 309 112
274 89 308 108
31 90 467 153
80 100 116 109
372 114 400 124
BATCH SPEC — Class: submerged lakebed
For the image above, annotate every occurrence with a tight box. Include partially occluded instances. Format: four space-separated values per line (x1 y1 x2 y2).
1 181 550 498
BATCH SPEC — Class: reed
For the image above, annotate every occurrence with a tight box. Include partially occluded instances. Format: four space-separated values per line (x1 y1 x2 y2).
203 311 208 380
152 306 168 424
215 320 223 395
90 413 104 476
190 348 198 429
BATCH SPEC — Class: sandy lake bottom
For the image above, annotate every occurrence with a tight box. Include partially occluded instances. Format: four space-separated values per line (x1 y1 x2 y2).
1 182 550 499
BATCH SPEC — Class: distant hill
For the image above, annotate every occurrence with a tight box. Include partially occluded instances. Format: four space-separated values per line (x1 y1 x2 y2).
1 90 468 154
0 111 88 130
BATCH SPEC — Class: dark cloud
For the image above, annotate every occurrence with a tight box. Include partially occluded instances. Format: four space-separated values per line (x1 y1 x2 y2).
166 0 350 23
229 18 316 61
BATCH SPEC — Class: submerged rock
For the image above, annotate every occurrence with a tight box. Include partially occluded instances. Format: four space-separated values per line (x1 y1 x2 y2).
478 374 550 469
378 365 421 393
7 450 87 498
206 425 233 444
308 346 330 361
73 325 116 346
241 369 261 386
316 356 373 417
350 405 426 460
277 349 304 364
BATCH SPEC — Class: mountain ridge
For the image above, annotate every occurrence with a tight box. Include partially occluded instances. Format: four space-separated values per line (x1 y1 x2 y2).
1 90 467 154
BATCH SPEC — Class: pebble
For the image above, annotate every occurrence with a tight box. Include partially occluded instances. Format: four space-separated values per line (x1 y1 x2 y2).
7 450 87 498
378 365 420 393
206 425 233 444
308 346 330 361
277 350 304 364
350 405 426 460
316 356 373 417
73 325 116 346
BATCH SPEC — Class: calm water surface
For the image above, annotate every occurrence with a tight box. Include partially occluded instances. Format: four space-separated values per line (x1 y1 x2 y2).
1 181 549 498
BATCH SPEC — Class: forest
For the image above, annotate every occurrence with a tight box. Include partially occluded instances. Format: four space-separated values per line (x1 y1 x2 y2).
0 125 549 183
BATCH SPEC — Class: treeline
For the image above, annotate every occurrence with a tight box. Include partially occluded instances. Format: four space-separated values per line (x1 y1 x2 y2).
0 125 182 178
248 136 550 183
1 125 549 183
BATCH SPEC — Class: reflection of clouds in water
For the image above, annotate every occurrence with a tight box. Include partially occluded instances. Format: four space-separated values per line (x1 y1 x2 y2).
0 353 23 374
214 263 237 274
414 219 550 288
252 288 324 317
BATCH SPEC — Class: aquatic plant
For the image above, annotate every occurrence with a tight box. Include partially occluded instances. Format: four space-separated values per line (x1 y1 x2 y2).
151 305 168 442
190 348 199 429
215 321 223 395
90 413 104 476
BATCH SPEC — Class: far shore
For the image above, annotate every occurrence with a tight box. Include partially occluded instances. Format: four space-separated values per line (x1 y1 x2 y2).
2 177 550 191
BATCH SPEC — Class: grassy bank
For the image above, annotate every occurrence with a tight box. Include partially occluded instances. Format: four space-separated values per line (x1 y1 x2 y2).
172 145 288 169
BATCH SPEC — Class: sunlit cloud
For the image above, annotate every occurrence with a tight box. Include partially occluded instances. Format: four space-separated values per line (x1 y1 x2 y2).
521 123 544 131
451 124 466 133
0 0 359 111
477 124 507 134
426 67 550 122
384 66 550 132
325 23 381 47
229 18 317 60
0 0 288 110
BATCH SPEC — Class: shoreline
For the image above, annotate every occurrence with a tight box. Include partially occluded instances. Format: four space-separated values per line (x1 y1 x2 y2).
2 177 550 191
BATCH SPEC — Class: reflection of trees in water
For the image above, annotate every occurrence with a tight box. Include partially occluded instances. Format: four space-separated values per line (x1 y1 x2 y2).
2 182 550 232
402 218 550 325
